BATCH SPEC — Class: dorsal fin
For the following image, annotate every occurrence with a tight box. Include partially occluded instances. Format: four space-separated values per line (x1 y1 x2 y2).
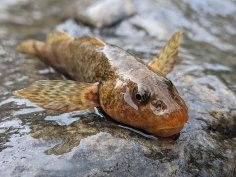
46 31 73 44
148 31 183 76
77 37 106 47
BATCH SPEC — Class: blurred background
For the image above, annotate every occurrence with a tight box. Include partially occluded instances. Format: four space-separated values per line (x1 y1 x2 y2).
0 0 235 176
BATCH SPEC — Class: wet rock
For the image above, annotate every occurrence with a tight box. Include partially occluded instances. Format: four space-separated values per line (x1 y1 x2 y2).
67 132 150 176
56 19 91 37
129 15 170 38
68 0 136 28
209 109 236 137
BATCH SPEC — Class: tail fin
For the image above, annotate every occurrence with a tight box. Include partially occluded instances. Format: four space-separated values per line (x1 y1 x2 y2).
148 31 183 76
17 40 45 55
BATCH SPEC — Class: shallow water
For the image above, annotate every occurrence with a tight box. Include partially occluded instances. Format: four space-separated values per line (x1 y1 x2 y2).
0 0 235 176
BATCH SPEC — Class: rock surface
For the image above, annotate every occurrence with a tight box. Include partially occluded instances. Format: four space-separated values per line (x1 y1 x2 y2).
66 0 136 28
0 0 235 177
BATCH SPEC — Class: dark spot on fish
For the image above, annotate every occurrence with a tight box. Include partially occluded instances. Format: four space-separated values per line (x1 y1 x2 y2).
165 80 174 90
165 80 177 97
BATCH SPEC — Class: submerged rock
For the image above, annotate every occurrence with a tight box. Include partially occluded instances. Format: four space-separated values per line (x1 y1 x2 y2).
68 0 136 28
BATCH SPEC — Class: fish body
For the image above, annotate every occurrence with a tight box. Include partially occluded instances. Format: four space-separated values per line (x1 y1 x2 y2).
15 31 188 137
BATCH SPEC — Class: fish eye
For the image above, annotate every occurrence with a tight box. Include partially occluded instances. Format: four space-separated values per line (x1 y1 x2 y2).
134 91 150 103
135 93 142 100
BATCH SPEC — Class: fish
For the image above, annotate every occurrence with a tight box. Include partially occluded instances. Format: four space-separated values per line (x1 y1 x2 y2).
14 31 188 137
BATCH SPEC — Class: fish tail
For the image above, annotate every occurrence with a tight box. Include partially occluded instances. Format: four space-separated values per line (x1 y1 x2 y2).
16 40 45 56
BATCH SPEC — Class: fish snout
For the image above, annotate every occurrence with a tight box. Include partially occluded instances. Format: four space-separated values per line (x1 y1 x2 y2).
147 99 188 137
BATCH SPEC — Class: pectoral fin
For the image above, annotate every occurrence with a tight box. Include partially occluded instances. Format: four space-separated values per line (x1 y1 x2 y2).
148 31 183 76
14 80 99 113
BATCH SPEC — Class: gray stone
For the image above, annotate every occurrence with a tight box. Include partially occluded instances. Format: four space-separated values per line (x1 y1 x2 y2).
71 0 136 28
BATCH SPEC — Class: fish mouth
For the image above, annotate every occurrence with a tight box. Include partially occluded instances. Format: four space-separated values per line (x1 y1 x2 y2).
152 125 185 137
145 117 187 137
146 106 188 137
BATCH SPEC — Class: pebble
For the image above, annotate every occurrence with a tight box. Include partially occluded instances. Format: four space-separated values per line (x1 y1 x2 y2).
72 0 136 28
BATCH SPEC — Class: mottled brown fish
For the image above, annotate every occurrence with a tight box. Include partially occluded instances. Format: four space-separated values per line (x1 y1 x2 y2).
14 31 188 137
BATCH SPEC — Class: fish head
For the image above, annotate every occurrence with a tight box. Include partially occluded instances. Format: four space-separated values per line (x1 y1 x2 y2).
99 70 188 137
